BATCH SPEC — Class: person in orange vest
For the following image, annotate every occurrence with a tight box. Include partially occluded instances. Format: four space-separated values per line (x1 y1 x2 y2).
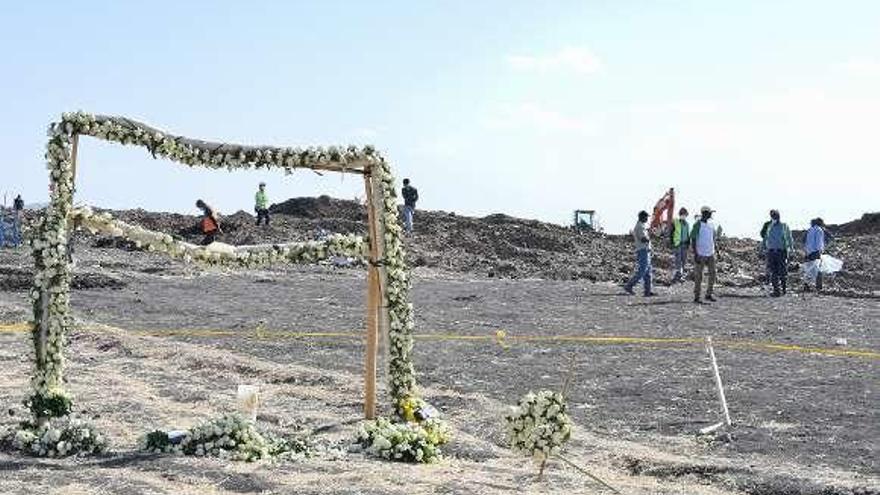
195 199 221 245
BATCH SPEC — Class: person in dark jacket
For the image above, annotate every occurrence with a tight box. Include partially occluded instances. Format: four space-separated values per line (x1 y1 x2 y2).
401 178 419 234
11 194 24 247
195 199 221 245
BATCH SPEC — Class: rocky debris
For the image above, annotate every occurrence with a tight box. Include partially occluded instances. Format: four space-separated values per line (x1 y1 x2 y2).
829 212 880 236
58 199 878 294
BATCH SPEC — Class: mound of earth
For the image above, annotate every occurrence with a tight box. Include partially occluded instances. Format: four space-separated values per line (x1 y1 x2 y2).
829 212 880 236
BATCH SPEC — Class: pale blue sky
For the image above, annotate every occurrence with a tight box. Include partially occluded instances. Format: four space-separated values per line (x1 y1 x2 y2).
1 1 878 236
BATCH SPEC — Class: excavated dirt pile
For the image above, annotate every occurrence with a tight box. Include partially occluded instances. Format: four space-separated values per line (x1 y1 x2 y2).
74 198 877 293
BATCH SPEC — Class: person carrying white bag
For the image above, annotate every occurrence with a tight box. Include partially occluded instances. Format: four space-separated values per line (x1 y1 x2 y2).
802 218 839 291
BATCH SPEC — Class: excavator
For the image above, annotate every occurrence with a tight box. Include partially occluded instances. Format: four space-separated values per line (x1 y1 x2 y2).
572 209 598 232
571 188 674 235
650 187 676 235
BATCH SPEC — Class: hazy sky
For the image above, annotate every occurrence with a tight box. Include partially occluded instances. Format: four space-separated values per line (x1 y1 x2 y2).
1 1 878 237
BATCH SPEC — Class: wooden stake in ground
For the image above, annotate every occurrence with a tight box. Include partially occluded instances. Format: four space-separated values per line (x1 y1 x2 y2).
537 353 579 480
705 337 732 427
362 172 379 420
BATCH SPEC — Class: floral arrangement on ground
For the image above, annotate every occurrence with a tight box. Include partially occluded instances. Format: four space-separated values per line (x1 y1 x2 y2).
140 414 311 462
3 416 107 458
356 416 450 463
505 390 572 461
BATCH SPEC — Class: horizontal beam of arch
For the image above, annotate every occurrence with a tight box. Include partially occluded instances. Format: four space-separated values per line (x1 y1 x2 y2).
59 112 378 175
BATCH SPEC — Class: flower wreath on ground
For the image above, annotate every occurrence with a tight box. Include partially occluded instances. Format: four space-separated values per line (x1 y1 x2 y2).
505 390 573 462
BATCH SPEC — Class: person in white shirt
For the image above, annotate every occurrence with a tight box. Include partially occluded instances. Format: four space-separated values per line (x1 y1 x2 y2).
623 210 656 296
691 206 718 303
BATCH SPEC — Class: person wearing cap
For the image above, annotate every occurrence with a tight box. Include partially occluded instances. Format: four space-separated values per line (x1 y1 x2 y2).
690 206 718 303
762 209 793 297
623 210 656 296
255 182 270 226
802 217 828 291
670 207 690 283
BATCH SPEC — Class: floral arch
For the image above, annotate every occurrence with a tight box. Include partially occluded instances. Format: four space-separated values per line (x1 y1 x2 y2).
29 112 418 425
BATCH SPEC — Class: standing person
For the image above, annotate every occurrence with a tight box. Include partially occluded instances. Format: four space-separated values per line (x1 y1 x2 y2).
670 207 690 283
254 182 270 226
691 206 718 303
401 178 418 234
802 217 827 292
623 210 656 296
0 209 7 248
762 209 793 297
758 214 773 292
12 194 24 247
195 199 220 245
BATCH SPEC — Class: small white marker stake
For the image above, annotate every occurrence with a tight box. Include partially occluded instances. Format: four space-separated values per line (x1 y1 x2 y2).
705 337 732 427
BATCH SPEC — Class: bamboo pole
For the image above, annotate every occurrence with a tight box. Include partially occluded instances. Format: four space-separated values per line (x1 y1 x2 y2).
363 173 379 420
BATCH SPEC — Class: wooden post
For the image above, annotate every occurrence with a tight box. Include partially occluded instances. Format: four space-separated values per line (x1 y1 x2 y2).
368 172 391 390
70 134 79 186
363 173 379 420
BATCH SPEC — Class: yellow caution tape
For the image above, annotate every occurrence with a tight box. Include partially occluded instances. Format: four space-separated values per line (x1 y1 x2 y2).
0 322 876 360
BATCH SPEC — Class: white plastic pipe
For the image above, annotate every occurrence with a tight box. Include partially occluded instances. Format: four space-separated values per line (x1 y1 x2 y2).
706 337 732 426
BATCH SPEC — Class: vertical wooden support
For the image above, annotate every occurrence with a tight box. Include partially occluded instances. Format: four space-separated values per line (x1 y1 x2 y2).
368 171 391 381
362 166 392 418
70 134 80 185
363 172 379 419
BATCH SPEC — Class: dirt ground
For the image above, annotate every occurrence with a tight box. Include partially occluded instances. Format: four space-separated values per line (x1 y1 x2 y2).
0 245 877 494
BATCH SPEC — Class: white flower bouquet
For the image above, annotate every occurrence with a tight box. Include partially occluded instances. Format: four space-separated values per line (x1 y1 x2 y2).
505 390 572 461
139 414 309 462
6 416 107 457
356 416 450 464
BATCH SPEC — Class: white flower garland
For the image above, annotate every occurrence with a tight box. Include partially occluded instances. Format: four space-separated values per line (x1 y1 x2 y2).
373 161 420 413
28 111 430 455
505 390 573 461
356 416 450 463
71 207 367 268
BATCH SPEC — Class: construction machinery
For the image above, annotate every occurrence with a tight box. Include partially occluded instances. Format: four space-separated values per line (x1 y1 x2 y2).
650 188 675 235
573 210 598 232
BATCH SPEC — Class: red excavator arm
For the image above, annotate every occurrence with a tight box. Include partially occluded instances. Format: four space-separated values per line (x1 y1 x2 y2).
650 188 675 233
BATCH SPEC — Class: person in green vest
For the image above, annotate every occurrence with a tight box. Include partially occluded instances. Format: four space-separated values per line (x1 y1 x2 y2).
254 182 270 226
670 207 690 283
